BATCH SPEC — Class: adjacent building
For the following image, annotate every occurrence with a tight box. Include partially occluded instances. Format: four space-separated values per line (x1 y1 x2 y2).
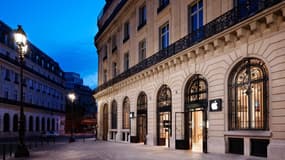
64 72 96 133
94 0 285 159
0 21 66 137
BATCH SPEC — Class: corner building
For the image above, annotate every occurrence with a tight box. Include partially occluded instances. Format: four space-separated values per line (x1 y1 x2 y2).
94 0 285 159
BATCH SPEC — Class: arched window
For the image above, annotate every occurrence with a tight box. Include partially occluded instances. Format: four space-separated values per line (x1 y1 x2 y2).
41 117 45 131
3 113 10 132
36 117 40 132
157 85 172 108
13 114 18 132
29 116 34 132
228 58 268 130
185 74 208 107
111 100 117 129
52 118 55 131
137 92 147 111
122 97 130 129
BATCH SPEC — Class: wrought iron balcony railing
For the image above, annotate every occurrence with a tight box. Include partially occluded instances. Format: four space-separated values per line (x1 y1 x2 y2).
94 0 282 94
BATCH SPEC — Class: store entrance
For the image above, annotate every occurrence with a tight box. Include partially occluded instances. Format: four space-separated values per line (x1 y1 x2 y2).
190 110 203 152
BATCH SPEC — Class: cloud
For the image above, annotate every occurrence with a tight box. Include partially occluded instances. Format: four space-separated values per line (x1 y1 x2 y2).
83 72 98 89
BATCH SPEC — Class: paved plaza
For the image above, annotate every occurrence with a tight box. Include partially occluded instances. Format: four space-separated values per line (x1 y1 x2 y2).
7 139 266 160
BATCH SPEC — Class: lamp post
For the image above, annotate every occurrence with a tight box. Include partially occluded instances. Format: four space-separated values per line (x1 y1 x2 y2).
129 112 135 143
14 25 29 157
68 92 76 142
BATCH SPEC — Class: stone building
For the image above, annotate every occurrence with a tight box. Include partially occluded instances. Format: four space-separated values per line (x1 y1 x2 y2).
0 21 66 137
94 0 285 159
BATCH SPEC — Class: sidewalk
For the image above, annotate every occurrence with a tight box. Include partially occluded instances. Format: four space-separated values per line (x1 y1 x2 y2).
8 139 266 160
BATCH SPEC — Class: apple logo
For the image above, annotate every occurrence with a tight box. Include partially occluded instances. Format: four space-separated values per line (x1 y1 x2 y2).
211 101 218 110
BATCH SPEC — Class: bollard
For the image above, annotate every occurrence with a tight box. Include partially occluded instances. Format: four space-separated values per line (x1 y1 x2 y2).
3 144 6 160
9 144 12 157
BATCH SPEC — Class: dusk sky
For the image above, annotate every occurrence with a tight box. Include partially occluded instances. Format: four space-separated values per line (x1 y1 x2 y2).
0 0 105 89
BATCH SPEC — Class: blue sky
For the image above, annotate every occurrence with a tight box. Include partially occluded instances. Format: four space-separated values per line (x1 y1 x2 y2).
0 0 105 89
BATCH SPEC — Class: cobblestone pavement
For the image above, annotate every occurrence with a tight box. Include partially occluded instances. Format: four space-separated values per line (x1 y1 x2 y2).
8 139 266 160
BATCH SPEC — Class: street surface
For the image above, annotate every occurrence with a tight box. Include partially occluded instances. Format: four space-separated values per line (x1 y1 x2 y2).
7 139 266 160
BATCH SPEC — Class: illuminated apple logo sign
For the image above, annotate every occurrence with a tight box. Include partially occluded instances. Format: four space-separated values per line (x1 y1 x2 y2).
209 99 222 112
211 101 218 110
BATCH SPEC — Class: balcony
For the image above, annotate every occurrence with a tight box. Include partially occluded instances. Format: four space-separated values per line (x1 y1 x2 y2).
94 0 282 94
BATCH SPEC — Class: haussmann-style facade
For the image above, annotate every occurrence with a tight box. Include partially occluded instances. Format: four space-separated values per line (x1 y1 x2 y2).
0 21 66 137
94 0 285 159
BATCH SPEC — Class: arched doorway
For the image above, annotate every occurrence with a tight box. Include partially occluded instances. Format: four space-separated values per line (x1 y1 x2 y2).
47 118 50 131
137 92 147 144
36 117 40 132
102 104 108 141
29 116 34 132
157 85 172 147
3 113 10 132
41 117 45 131
184 74 208 152
52 119 55 131
13 114 18 132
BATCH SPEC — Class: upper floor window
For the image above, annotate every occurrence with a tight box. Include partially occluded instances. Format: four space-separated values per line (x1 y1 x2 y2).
138 4 147 30
188 0 203 33
138 39 146 62
157 0 169 13
159 23 169 50
123 21 130 43
103 69 108 83
124 53 129 71
112 35 117 53
14 73 19 84
5 69 10 81
102 45 108 61
228 58 268 130
112 62 117 78
234 0 259 19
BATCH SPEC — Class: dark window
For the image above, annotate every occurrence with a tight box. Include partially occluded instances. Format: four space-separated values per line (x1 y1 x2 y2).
103 45 108 61
229 138 244 155
188 0 203 33
138 39 146 62
36 117 40 132
157 0 169 13
5 69 10 81
112 62 117 78
138 4 147 30
122 97 130 129
41 117 45 131
29 116 33 132
47 118 50 131
13 114 18 132
251 139 269 157
3 113 10 132
112 35 117 52
123 21 130 42
228 58 268 130
14 73 19 84
103 69 107 83
52 119 55 131
159 23 169 49
235 0 260 19
124 53 129 71
111 100 118 129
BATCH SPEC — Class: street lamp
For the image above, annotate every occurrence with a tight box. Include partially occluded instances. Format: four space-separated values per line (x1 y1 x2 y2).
14 25 29 157
68 92 76 142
